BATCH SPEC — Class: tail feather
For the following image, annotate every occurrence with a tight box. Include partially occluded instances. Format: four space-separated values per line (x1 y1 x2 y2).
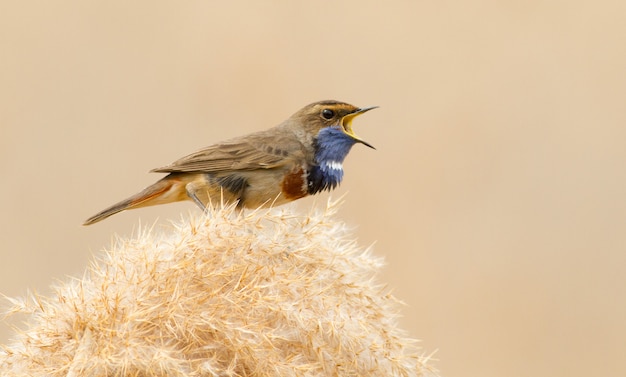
83 177 181 226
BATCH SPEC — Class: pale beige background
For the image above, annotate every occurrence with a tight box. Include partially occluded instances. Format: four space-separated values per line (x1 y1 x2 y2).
1 1 625 376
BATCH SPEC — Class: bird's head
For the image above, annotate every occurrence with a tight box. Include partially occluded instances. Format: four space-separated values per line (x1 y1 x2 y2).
292 100 377 149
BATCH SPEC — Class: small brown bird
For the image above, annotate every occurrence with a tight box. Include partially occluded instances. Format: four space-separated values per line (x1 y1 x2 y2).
83 100 376 225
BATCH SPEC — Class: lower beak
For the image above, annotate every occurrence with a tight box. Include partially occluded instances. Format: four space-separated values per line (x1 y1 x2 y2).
341 106 378 149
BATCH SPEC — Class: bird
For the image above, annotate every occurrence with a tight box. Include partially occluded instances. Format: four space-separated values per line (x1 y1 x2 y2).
83 100 377 225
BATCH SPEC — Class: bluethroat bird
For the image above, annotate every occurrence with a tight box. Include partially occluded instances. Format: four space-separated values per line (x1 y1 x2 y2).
83 100 376 225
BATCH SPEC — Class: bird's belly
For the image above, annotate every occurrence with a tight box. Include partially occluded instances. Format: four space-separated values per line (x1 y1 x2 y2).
240 167 308 208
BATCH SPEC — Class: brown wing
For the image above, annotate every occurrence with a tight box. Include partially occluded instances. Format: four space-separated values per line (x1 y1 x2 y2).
151 129 305 174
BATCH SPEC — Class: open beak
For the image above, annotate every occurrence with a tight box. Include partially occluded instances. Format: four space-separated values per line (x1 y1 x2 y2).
341 106 378 149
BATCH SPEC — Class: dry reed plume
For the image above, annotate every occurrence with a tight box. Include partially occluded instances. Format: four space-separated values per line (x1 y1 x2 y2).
1 201 435 376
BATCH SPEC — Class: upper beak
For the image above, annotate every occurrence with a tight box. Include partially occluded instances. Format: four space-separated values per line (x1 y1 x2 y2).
341 106 378 149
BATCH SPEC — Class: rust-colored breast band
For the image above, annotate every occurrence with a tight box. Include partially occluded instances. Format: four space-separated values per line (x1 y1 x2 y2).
280 167 308 200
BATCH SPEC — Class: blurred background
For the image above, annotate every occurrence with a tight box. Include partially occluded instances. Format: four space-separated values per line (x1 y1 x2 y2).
1 1 625 376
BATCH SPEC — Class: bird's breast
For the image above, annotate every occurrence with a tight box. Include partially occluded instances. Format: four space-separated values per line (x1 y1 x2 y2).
306 159 344 195
280 165 309 201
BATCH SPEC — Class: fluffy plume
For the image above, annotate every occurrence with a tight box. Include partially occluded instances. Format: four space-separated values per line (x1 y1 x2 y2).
1 201 435 376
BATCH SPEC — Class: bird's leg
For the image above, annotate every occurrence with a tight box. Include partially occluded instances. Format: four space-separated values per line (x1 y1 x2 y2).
185 181 209 211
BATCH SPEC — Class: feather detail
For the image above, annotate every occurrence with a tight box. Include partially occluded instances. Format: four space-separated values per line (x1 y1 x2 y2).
151 128 305 173
307 127 355 195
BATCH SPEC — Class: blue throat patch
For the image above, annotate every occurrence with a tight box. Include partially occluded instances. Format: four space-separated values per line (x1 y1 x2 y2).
307 127 357 195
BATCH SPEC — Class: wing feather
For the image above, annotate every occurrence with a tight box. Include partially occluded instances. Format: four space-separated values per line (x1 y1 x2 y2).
151 130 305 174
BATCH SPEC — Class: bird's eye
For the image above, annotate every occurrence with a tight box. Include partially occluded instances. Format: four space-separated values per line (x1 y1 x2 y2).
321 109 335 120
